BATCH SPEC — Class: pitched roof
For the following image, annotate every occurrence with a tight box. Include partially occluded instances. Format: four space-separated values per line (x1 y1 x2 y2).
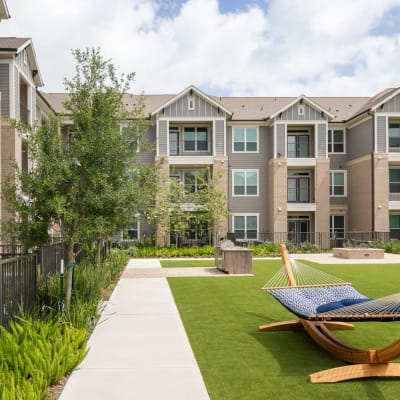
150 85 233 116
0 37 30 51
0 0 10 20
0 37 44 87
41 87 399 123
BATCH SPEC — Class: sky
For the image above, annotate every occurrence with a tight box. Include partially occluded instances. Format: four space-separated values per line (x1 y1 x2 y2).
1 0 400 97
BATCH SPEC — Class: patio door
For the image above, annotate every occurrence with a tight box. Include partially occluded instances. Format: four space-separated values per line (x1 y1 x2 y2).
169 131 179 156
288 217 310 244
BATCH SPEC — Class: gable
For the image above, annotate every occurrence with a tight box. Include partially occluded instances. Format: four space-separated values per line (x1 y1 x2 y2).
379 92 400 113
276 100 327 121
159 92 225 118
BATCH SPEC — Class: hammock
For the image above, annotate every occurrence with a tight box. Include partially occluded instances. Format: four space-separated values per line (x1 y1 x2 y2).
259 244 400 383
262 257 400 321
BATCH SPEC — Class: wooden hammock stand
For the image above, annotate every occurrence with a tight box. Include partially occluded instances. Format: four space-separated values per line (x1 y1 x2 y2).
259 244 400 383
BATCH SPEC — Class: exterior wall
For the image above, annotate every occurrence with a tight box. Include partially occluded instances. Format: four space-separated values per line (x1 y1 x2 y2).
376 115 387 153
154 156 170 246
347 154 373 231
317 123 327 157
268 158 287 233
0 63 9 117
276 102 325 121
373 153 389 232
158 119 168 156
227 125 269 233
137 125 156 165
214 119 225 155
213 156 228 240
347 118 374 160
381 93 400 113
275 123 285 157
162 92 222 118
315 158 330 246
1 123 22 221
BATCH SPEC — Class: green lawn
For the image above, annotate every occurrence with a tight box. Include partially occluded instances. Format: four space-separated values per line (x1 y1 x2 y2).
161 259 215 268
168 260 400 400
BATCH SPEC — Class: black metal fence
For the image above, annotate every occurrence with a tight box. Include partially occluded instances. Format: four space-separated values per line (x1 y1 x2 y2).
230 231 391 250
0 254 37 329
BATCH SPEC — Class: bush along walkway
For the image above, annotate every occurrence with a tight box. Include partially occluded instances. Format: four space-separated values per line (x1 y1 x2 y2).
59 258 210 400
0 249 129 400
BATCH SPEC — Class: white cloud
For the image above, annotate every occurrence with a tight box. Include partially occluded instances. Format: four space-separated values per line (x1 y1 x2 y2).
1 0 400 96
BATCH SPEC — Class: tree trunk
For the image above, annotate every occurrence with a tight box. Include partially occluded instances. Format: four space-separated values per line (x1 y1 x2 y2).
64 242 75 310
96 239 102 265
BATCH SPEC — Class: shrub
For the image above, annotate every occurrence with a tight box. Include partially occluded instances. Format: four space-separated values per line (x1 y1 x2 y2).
126 245 215 258
0 317 88 399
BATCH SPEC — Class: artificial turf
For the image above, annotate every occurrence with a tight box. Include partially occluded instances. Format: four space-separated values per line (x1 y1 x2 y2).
168 260 400 400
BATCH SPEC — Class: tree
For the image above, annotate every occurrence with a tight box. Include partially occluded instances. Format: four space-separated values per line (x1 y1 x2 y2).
148 166 229 246
2 47 156 308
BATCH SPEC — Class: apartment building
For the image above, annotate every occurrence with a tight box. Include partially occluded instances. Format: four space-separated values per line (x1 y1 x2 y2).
41 85 400 247
0 37 49 224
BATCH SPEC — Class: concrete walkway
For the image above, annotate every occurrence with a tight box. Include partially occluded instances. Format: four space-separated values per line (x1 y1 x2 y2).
59 258 210 400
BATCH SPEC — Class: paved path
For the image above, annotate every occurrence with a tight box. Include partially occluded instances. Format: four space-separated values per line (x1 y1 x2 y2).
59 258 210 400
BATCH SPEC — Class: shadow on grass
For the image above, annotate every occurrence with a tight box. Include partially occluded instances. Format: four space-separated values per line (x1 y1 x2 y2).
250 317 389 400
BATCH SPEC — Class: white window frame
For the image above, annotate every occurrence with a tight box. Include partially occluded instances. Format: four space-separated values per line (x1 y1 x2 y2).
330 170 347 197
297 103 305 116
232 213 259 240
23 49 28 66
232 127 259 153
232 169 259 197
328 129 346 154
188 96 195 111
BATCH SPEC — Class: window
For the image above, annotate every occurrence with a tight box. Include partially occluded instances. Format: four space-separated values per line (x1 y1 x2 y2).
127 222 139 240
287 134 309 157
330 171 346 196
233 170 258 196
297 104 305 116
328 129 345 153
330 215 345 239
390 214 400 239
389 124 400 150
233 215 258 239
184 127 208 151
183 170 207 193
188 96 195 110
287 173 310 202
390 169 400 193
23 50 28 65
233 127 258 152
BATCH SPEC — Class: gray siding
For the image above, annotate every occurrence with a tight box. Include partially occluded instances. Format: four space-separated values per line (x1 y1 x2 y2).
158 120 168 155
227 125 268 233
16 50 32 81
381 93 400 113
347 118 374 160
276 123 286 157
329 154 346 170
162 93 222 118
376 115 387 152
265 126 274 159
14 66 19 120
214 120 225 155
0 63 9 117
137 126 156 165
317 123 327 157
276 102 325 121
